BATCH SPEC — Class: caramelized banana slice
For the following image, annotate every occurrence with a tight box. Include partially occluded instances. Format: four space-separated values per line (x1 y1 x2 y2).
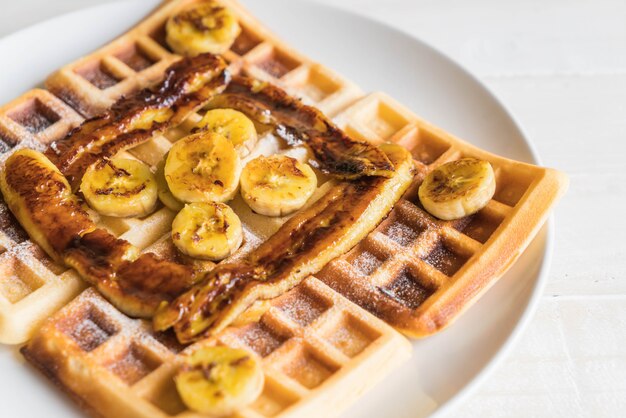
197 108 258 157
210 75 395 179
156 154 185 212
166 0 241 56
172 202 243 261
165 132 242 203
240 155 317 217
154 144 415 343
419 158 496 220
80 158 157 217
175 346 263 416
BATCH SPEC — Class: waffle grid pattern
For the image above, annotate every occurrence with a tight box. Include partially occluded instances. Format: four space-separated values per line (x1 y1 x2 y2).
46 0 362 119
0 0 565 343
23 278 409 418
0 88 87 343
0 0 566 415
321 92 563 336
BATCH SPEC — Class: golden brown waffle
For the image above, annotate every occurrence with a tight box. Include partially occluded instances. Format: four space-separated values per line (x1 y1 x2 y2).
46 0 362 119
0 89 86 344
23 280 410 418
0 0 567 415
320 92 567 336
0 0 365 345
0 88 83 153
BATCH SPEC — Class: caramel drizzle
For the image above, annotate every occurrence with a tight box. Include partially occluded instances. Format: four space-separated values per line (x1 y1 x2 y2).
209 75 395 179
2 152 197 316
1 54 408 340
3 153 95 259
45 53 229 188
154 170 412 343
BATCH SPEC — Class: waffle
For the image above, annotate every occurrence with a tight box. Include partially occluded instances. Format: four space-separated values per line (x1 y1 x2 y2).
0 0 567 415
46 0 362 119
23 279 410 418
0 89 86 344
319 92 567 336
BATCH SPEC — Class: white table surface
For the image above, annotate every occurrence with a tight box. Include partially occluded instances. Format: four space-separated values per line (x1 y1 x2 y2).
2 0 625 416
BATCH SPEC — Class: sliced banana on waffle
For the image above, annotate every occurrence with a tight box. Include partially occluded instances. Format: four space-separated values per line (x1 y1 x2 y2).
172 202 243 261
80 158 157 217
240 154 317 217
165 132 242 203
166 0 241 56
197 109 258 158
418 157 496 220
175 346 263 416
155 155 184 212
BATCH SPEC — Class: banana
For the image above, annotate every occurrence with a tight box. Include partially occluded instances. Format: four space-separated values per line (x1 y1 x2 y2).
240 155 317 217
155 155 184 212
418 157 496 220
0 149 96 262
175 346 263 416
197 108 258 158
153 143 416 342
166 0 241 56
80 158 157 218
165 132 242 203
172 202 243 261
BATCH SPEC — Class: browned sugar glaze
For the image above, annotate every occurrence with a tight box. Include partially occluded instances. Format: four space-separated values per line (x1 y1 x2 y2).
3 153 94 258
45 53 229 188
159 178 391 342
212 75 394 179
173 1 228 33
3 53 404 340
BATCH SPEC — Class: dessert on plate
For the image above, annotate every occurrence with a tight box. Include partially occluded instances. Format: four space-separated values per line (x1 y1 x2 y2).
0 0 567 416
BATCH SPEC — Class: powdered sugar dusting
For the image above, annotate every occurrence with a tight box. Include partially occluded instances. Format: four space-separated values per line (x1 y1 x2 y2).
384 221 418 246
238 322 286 357
423 242 468 276
325 317 373 357
225 226 263 263
69 314 115 352
277 289 329 327
379 270 432 309
281 348 333 389
106 344 160 385
0 270 32 303
0 200 29 245
351 251 383 276
0 252 44 303
0 139 46 168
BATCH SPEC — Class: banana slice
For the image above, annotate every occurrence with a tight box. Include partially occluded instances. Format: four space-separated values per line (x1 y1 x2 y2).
166 1 241 56
175 346 263 416
418 157 496 220
197 109 258 158
80 158 157 217
165 132 242 203
155 155 184 212
172 202 243 261
240 155 317 217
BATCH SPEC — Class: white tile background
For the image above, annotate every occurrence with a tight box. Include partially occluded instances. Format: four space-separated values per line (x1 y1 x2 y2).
1 0 625 416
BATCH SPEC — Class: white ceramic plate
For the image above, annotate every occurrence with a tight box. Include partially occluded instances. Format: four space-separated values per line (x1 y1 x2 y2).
0 1 553 417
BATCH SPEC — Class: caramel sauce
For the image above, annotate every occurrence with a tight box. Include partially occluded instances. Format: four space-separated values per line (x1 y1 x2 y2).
45 53 229 188
212 76 394 179
4 153 94 257
161 173 397 342
64 229 134 283
3 55 410 339
117 253 195 301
